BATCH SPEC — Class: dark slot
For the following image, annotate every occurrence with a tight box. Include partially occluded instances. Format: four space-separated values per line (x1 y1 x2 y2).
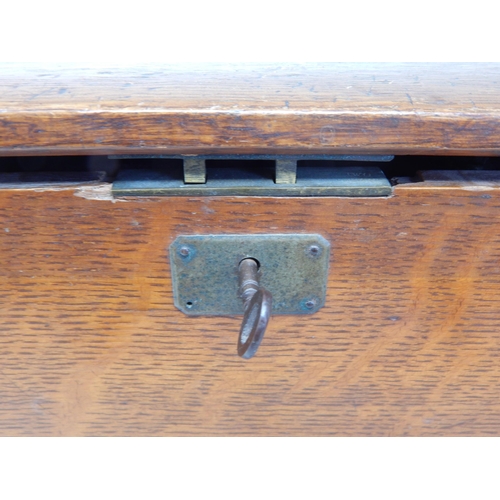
1 155 500 185
0 156 119 184
205 160 275 181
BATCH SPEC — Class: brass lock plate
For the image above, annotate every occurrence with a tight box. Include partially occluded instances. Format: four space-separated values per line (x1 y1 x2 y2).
113 166 391 197
170 234 330 315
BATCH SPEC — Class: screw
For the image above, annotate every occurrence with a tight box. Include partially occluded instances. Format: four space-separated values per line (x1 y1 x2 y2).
305 299 317 309
179 246 191 257
307 245 321 257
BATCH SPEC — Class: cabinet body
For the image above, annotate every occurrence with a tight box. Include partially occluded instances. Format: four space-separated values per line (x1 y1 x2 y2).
1 64 500 435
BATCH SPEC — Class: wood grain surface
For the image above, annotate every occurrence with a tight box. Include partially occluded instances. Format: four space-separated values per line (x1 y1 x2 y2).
2 176 500 435
1 63 500 156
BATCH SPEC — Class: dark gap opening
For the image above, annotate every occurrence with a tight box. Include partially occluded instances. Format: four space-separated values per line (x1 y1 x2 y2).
1 155 500 184
298 156 500 183
0 156 120 183
205 160 275 181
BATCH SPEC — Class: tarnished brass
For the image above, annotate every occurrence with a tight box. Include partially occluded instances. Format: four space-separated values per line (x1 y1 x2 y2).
169 234 330 316
112 154 393 195
275 158 297 184
113 166 391 197
183 157 206 184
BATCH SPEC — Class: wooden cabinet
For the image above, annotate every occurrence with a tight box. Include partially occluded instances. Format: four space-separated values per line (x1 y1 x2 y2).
1 64 500 435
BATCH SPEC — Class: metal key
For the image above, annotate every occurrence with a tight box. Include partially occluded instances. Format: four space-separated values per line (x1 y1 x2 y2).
237 258 272 359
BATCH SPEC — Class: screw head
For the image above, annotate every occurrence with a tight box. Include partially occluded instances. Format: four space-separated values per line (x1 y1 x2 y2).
305 299 317 309
307 245 322 257
179 246 191 257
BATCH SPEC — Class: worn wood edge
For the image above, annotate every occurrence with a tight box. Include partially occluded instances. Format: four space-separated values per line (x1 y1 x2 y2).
0 181 117 201
3 176 500 199
2 148 500 157
1 111 500 156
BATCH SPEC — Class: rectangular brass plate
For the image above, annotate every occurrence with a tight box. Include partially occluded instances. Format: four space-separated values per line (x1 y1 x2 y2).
113 166 391 197
170 234 330 315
